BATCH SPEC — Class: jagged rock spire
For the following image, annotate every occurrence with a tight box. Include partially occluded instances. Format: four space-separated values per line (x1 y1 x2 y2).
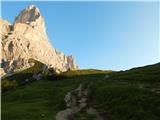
14 5 46 36
14 5 41 24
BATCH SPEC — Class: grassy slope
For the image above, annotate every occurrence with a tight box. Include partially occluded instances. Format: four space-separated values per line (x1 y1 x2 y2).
2 63 160 120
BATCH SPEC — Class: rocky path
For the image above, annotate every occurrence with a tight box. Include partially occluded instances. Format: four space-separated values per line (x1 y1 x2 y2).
55 84 104 120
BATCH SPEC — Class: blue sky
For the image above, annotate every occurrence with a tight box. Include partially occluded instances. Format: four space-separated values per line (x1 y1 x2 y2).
1 1 159 70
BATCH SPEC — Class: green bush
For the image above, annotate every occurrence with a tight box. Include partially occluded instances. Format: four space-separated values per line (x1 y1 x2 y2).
1 79 18 92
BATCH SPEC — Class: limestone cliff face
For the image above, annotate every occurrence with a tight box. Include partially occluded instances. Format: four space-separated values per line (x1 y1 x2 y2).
0 5 78 76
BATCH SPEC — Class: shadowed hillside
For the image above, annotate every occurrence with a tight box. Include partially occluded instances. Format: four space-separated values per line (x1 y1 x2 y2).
2 63 160 120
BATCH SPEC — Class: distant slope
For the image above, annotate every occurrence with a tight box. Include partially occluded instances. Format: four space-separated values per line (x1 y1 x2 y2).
2 63 160 120
62 69 112 77
109 63 160 82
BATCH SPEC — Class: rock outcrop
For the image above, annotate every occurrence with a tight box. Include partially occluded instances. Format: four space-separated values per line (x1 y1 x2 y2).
0 5 78 76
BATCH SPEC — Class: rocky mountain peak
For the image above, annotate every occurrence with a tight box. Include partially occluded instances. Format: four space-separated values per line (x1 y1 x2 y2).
14 5 40 24
0 5 78 77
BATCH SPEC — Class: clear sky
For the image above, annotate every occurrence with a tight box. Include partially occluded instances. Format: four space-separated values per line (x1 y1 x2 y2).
1 1 159 70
